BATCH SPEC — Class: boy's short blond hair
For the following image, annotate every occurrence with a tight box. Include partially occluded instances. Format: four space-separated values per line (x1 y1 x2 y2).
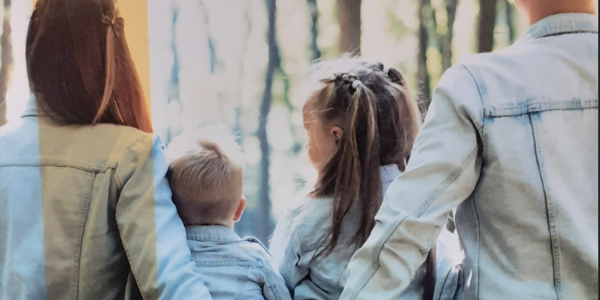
166 125 244 226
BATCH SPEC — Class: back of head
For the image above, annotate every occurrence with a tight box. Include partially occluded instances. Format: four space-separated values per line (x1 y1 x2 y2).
167 125 244 226
27 0 151 132
306 57 421 171
305 56 421 256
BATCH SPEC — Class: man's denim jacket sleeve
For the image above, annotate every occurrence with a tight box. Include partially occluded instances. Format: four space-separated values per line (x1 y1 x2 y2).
340 65 484 300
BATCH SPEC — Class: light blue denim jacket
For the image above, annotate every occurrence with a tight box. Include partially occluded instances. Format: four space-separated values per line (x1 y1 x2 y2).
270 165 457 300
0 97 213 299
340 13 598 300
186 225 292 300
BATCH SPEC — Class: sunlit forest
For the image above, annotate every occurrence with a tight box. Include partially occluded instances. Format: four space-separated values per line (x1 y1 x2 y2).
1 1 595 244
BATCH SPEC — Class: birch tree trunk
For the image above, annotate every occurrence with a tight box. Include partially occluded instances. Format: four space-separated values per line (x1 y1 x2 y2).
442 0 458 72
478 0 497 53
308 0 321 61
0 0 12 127
417 0 431 113
256 0 279 244
504 0 516 44
337 0 361 54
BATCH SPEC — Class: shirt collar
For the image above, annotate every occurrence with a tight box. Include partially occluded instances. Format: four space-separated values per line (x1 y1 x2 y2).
185 225 242 243
520 13 598 41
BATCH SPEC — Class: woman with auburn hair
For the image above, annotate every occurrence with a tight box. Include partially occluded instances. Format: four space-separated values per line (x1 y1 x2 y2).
0 0 212 299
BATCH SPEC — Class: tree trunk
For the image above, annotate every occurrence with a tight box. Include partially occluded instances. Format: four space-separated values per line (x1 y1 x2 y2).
442 0 459 72
308 0 321 61
504 0 516 44
478 0 497 53
0 0 12 127
417 0 431 113
256 0 279 244
337 0 361 54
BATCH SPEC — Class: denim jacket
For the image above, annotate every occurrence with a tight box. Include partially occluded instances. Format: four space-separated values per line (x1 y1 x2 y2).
340 13 598 300
271 165 458 300
0 97 212 300
186 225 291 300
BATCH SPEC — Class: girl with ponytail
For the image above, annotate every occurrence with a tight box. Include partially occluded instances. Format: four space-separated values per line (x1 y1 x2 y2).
270 57 426 299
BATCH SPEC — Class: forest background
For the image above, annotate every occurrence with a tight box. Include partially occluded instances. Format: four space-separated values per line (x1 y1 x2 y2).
1 0 597 244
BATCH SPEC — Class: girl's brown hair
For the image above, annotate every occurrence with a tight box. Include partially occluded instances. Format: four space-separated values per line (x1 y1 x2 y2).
26 0 152 132
308 58 421 257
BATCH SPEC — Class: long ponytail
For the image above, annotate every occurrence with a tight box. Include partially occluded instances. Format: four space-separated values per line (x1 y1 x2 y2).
311 73 382 257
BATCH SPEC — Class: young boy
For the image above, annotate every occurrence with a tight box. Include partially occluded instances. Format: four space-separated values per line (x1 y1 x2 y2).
166 125 291 300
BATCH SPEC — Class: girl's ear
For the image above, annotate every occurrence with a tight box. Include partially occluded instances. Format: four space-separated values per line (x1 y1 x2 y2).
331 126 344 143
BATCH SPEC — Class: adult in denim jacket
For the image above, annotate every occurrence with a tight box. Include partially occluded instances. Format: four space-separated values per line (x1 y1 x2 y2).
0 1 212 299
340 1 598 300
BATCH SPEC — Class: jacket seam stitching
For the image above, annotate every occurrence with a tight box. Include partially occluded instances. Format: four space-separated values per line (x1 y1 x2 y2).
353 215 409 300
484 99 598 117
528 113 563 299
460 65 485 132
0 161 113 173
416 147 479 217
261 265 283 300
192 261 262 267
472 194 481 300
73 171 95 300
115 215 150 300
112 167 123 190
114 135 151 192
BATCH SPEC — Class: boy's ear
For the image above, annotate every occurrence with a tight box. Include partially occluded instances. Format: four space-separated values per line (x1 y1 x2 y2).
233 196 246 222
331 126 344 143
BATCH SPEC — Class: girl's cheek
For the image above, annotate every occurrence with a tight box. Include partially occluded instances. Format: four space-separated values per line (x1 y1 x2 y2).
306 140 317 166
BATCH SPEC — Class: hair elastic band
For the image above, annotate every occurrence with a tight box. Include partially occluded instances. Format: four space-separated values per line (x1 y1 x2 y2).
352 80 362 89
102 13 124 37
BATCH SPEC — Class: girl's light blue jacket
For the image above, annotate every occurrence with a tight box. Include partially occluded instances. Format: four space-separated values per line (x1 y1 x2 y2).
270 165 459 300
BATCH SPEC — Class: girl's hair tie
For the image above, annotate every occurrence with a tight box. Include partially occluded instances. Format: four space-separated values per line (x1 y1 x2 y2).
352 80 363 90
102 13 124 37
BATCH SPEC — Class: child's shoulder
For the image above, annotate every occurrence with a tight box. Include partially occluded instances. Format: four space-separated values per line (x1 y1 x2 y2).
286 195 333 227
240 236 270 253
237 236 276 264
274 195 333 251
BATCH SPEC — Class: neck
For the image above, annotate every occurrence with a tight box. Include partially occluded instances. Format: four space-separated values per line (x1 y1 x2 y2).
186 221 233 229
527 2 596 26
220 219 234 229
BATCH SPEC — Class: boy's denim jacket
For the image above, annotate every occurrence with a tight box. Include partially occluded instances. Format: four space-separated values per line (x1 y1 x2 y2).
186 225 292 300
340 13 598 300
270 165 459 300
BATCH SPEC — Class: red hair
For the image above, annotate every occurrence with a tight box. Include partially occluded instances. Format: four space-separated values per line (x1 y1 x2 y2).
26 0 152 133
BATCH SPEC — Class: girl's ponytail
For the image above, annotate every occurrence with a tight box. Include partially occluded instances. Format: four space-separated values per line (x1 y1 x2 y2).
311 73 382 257
307 58 421 259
